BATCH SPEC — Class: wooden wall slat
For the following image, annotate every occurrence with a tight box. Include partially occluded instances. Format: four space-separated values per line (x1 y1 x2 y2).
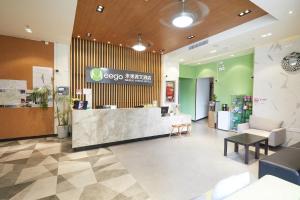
70 38 161 108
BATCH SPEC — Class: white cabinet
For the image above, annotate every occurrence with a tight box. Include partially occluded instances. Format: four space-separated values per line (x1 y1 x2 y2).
217 111 231 130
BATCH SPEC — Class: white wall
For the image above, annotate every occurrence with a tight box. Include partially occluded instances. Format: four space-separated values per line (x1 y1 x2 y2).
54 43 70 134
161 55 179 106
253 37 300 144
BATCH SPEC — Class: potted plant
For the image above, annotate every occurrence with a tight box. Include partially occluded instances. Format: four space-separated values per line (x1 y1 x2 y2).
54 90 72 138
30 86 51 108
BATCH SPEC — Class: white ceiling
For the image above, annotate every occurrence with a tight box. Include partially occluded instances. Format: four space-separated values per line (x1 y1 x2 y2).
0 0 77 44
166 0 300 65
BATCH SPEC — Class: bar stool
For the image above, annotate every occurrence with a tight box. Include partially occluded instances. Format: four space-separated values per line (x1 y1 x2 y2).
170 124 184 138
180 123 192 136
184 123 192 135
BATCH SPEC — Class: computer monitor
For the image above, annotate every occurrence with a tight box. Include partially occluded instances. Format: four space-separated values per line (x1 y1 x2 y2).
73 100 88 110
161 106 169 116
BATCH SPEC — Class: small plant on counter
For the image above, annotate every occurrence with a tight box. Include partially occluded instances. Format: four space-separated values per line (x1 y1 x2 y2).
211 94 217 102
30 86 51 108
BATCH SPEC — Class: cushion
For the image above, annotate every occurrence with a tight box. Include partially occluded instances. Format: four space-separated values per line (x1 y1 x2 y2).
249 116 282 131
212 172 250 200
242 129 271 138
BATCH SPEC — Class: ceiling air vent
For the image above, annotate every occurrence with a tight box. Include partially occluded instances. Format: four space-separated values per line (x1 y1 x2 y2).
188 39 208 50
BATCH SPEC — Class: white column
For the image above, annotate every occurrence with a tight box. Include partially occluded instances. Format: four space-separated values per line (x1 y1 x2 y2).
161 55 180 107
54 43 70 134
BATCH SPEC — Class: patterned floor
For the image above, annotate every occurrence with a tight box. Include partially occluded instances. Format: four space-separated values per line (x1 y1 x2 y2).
0 137 151 200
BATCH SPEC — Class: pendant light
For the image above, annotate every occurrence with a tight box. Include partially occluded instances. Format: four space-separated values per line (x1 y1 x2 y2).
132 34 146 52
172 0 194 28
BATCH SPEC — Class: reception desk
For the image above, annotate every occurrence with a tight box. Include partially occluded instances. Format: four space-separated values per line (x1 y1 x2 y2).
72 108 191 149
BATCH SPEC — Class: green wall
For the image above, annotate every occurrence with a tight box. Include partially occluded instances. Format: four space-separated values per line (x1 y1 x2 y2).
179 78 196 119
179 54 254 109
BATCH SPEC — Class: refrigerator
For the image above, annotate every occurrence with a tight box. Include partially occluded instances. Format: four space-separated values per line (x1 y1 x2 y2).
217 111 231 131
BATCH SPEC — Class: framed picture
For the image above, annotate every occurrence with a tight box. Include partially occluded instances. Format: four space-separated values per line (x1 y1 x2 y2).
166 81 175 103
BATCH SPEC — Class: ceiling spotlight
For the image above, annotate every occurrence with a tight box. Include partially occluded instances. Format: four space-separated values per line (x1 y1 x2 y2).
172 0 194 28
238 9 251 17
107 41 111 44
119 44 122 46
132 33 146 52
93 38 96 41
96 5 104 13
77 35 80 38
25 26 32 33
187 35 195 39
210 49 217 53
288 10 293 14
180 58 184 62
261 33 272 38
87 33 92 37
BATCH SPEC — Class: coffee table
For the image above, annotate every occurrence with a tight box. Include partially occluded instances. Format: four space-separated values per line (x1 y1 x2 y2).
224 133 268 164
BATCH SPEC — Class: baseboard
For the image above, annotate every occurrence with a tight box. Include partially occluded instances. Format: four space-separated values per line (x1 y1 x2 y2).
0 134 57 142
73 134 169 151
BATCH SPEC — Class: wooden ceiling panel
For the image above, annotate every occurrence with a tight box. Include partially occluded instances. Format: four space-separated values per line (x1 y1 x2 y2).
73 0 267 53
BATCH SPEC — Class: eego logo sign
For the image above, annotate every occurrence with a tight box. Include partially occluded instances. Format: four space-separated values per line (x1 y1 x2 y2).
85 67 153 86
90 68 103 81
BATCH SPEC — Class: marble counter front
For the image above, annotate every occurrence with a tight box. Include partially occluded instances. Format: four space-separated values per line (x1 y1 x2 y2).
72 108 191 149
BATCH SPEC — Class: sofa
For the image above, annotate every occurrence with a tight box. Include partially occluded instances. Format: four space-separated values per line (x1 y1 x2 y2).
259 142 300 185
237 115 286 147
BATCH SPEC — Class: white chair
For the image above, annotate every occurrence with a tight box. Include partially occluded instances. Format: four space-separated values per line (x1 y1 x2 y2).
237 115 286 147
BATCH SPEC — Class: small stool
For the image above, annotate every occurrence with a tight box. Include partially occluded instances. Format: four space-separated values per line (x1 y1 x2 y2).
185 123 192 135
180 123 192 135
170 124 184 137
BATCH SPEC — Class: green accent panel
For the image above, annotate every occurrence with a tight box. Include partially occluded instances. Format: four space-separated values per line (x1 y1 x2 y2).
179 78 196 119
179 54 254 106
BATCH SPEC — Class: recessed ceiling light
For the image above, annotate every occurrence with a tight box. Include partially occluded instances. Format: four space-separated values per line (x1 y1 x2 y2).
107 41 111 44
288 10 293 14
96 5 104 13
119 44 122 46
238 9 251 17
152 50 156 53
87 33 92 37
77 35 80 38
93 38 96 41
25 26 32 33
187 35 195 39
210 49 217 53
180 58 184 62
261 32 272 38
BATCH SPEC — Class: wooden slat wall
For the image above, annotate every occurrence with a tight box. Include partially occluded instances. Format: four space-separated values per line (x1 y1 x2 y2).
70 38 161 108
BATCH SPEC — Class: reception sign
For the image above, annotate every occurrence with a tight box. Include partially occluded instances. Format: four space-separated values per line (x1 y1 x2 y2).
85 67 153 86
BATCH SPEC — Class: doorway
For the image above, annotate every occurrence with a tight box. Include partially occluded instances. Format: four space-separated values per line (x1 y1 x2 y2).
195 77 214 120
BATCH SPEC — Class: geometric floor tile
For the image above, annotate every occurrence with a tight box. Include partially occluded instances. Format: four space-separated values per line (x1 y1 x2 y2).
101 174 137 194
0 137 151 200
15 165 54 184
79 183 119 200
10 176 57 200
58 160 92 175
0 150 33 162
